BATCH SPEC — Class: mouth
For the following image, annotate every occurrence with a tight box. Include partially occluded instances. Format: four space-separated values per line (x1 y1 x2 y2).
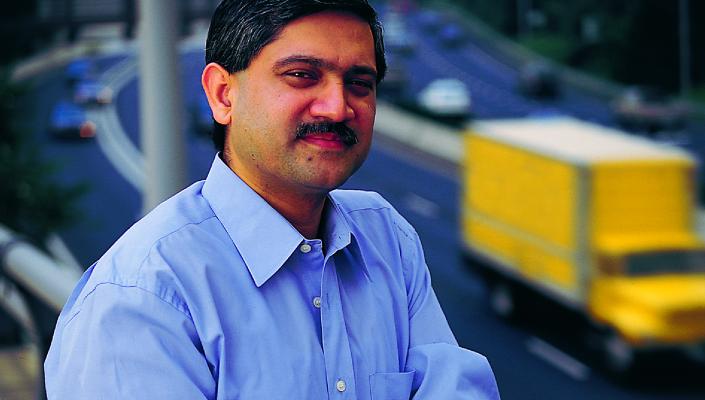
299 132 347 150
295 122 359 148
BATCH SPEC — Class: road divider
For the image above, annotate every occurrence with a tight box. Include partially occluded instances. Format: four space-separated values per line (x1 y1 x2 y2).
375 101 463 163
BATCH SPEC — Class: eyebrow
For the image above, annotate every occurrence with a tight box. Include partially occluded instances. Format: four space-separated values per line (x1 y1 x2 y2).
273 55 377 79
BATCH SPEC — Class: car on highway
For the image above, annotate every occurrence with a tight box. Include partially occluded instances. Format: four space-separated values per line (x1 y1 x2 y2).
49 100 96 139
377 56 409 101
438 23 466 47
517 61 559 98
416 78 472 121
382 11 414 54
612 86 688 132
65 58 94 85
73 78 113 105
417 9 444 33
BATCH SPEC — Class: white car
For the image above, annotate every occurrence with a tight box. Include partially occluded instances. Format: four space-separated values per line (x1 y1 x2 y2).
73 79 113 105
417 78 472 119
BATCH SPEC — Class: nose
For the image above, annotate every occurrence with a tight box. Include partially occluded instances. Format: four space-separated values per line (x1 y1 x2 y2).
309 81 355 122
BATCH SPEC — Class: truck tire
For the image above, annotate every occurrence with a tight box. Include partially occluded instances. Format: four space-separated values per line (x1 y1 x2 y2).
602 330 635 374
489 281 515 319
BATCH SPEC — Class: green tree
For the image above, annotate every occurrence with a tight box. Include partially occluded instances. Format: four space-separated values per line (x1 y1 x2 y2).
424 0 704 95
0 71 86 243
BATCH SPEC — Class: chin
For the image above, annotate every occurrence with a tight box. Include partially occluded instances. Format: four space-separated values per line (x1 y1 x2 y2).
304 174 351 193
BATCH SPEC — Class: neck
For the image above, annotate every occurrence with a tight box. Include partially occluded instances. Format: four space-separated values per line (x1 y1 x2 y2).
264 190 327 239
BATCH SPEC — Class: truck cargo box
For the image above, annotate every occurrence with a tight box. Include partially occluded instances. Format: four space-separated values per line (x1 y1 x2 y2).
463 117 697 300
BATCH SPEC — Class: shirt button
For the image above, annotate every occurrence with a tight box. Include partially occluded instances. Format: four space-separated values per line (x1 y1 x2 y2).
300 243 312 253
312 296 322 309
335 379 346 392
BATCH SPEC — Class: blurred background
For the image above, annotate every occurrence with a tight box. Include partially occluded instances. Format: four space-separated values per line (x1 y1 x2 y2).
1 0 705 398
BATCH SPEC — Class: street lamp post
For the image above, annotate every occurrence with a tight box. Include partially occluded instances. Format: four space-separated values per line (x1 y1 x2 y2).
679 0 691 96
138 0 187 213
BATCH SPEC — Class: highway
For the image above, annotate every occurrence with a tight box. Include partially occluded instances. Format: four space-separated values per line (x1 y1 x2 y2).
18 3 705 399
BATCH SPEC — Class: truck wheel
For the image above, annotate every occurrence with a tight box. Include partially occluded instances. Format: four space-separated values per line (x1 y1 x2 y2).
602 331 635 374
489 282 515 319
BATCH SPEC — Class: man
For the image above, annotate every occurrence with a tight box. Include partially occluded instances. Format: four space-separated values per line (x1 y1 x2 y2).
45 0 500 398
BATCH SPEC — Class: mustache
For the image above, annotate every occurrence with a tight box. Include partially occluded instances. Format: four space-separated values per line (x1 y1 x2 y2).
295 122 359 146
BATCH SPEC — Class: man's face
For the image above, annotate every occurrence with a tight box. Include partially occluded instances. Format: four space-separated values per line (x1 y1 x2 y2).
224 11 377 198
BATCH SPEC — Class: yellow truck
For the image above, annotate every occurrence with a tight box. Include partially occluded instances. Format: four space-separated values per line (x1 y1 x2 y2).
461 117 705 372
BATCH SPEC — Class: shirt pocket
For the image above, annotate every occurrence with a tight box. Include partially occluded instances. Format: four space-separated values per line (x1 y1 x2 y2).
369 370 415 400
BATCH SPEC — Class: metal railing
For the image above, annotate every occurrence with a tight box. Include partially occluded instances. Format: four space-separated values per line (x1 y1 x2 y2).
0 224 83 399
0 225 82 313
1 0 220 41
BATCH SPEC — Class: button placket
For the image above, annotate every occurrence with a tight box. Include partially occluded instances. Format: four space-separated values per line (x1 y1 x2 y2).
320 257 356 398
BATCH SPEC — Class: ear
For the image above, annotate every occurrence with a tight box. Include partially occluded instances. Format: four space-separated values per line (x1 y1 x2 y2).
201 62 235 126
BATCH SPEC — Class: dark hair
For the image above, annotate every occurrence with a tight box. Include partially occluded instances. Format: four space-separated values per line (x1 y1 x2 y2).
204 0 386 152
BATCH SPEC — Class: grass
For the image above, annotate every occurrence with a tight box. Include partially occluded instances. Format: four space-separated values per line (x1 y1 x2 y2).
686 86 705 104
517 33 574 64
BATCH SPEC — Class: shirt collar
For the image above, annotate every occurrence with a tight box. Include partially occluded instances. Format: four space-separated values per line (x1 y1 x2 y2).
325 194 371 281
202 155 302 287
201 155 364 286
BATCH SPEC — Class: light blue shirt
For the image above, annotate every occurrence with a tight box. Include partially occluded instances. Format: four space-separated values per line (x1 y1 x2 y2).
45 155 500 399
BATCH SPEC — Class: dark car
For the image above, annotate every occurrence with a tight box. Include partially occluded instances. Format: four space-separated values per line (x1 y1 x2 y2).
612 86 688 132
377 56 409 101
65 58 94 85
49 100 96 139
517 61 559 98
417 10 444 33
438 23 465 47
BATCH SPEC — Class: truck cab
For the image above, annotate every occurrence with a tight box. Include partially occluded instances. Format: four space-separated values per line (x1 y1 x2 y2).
590 240 705 370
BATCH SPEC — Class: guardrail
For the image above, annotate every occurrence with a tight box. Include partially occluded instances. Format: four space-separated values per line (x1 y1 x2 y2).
0 225 82 313
0 224 83 399
0 0 220 42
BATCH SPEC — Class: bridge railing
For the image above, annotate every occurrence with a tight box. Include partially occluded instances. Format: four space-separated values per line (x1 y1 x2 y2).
0 225 82 314
0 225 83 400
1 0 220 42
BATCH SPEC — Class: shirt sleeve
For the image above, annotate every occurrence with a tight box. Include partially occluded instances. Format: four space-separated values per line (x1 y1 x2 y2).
397 221 501 399
44 282 215 399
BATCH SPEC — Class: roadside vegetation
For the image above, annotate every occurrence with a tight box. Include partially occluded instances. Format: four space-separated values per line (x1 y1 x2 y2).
422 0 705 103
0 3 86 244
0 72 86 244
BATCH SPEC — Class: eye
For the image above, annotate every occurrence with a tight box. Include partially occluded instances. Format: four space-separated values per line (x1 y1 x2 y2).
287 70 315 79
346 78 375 96
282 70 318 88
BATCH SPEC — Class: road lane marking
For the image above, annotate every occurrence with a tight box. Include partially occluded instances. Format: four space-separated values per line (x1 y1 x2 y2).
526 336 590 381
89 53 146 191
103 57 137 90
403 193 441 218
90 107 145 190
